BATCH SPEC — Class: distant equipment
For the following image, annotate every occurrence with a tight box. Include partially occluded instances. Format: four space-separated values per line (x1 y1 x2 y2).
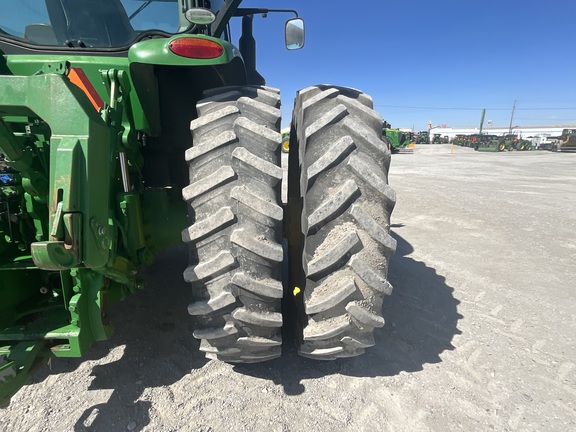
550 129 576 152
382 124 415 153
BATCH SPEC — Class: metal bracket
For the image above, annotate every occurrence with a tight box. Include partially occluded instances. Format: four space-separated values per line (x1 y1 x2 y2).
101 69 138 192
40 61 70 76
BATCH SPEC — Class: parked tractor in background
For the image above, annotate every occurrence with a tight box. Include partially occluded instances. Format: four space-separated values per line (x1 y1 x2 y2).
516 138 533 151
281 126 291 153
432 133 448 144
417 131 429 143
496 135 532 151
462 134 480 148
473 135 501 152
450 133 534 152
452 135 467 146
382 126 415 153
0 0 397 407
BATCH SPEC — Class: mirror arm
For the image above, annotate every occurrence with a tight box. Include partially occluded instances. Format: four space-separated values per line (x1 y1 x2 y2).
234 8 298 18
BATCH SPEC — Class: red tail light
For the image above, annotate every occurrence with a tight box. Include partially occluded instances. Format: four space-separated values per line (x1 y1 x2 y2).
169 38 224 59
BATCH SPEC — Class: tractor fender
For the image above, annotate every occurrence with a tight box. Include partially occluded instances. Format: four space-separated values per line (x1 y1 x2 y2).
128 35 242 67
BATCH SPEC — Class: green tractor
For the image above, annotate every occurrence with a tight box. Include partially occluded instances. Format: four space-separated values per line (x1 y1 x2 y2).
473 134 500 152
516 138 532 151
0 0 396 406
452 135 467 146
497 134 532 151
382 126 414 153
431 133 448 144
417 131 429 144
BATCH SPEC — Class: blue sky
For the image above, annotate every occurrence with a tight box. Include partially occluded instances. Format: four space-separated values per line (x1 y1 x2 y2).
233 0 576 131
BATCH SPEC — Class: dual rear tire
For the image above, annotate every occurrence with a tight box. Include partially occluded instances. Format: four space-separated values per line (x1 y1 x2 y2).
183 85 396 362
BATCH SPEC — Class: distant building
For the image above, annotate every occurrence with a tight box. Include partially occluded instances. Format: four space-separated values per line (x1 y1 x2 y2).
429 125 576 141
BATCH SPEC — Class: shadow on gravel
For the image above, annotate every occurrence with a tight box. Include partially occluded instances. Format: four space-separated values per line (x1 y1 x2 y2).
233 227 462 395
22 245 207 432
26 228 461 413
68 245 208 431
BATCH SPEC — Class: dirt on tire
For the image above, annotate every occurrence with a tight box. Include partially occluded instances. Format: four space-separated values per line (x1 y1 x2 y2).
182 85 284 363
288 85 396 359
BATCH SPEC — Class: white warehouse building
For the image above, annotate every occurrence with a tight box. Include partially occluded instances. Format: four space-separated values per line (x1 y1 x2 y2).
428 125 576 141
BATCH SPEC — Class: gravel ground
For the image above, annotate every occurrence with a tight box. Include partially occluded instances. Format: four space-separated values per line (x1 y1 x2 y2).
1 144 575 431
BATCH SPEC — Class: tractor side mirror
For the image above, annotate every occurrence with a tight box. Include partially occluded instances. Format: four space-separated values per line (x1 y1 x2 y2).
285 18 304 50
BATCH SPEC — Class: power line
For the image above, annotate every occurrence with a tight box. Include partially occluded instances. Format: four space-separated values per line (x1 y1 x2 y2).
514 108 576 111
515 117 576 121
375 105 485 110
374 104 576 111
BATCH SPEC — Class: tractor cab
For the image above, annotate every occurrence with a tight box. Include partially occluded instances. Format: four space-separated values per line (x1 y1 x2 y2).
0 1 304 50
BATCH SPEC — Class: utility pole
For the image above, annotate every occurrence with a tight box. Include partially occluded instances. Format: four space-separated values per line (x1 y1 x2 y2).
508 100 516 134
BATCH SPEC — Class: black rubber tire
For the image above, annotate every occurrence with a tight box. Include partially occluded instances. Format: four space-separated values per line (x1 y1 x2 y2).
182 86 284 363
289 85 397 360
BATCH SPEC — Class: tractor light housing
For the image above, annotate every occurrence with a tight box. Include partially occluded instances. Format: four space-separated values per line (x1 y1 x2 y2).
169 38 224 59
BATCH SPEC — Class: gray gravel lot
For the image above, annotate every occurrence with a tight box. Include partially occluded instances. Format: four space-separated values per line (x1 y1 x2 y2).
1 144 575 431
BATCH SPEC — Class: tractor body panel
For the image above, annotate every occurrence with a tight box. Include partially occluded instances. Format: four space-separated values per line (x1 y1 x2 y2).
0 0 254 407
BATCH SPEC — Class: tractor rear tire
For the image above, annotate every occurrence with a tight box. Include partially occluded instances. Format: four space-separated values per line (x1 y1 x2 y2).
182 86 284 363
288 85 397 360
